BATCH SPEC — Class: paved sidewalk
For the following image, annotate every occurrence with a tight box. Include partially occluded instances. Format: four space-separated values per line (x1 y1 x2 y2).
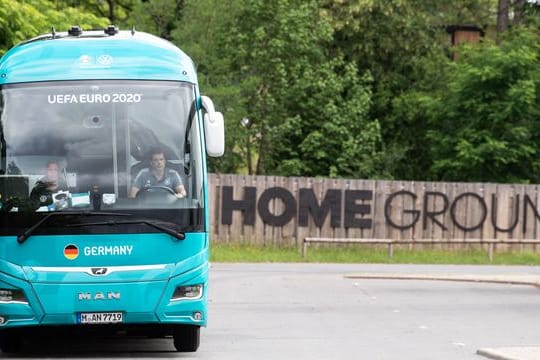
345 271 540 360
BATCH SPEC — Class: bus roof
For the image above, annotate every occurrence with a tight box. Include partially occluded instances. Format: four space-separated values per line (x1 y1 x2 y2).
0 27 197 85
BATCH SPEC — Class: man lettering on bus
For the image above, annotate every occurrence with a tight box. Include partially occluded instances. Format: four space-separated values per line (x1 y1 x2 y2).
129 147 187 198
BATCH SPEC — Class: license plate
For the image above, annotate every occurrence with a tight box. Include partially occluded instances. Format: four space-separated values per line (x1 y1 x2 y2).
77 312 123 324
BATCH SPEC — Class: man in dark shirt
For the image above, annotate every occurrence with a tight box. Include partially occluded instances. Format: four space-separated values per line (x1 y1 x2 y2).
129 148 186 198
39 160 68 192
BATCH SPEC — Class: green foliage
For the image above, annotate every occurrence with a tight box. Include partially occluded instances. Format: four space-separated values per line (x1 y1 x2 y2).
0 0 108 56
54 0 134 26
140 1 540 181
419 0 497 26
175 0 384 176
227 0 340 175
129 0 184 39
190 0 384 177
427 27 540 182
321 0 447 179
171 0 246 174
384 50 453 179
276 69 384 178
1 0 538 183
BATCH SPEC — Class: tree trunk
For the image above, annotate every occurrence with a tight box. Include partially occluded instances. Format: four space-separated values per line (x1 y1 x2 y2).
255 85 268 175
496 0 510 41
107 0 116 24
513 0 526 25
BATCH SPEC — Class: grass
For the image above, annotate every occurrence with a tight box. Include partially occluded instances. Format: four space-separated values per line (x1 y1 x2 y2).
210 242 540 265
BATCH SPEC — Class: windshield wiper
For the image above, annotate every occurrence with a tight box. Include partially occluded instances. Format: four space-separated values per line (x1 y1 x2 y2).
66 219 186 240
17 211 131 244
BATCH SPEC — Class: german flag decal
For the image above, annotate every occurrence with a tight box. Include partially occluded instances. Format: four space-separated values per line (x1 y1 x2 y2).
64 244 79 260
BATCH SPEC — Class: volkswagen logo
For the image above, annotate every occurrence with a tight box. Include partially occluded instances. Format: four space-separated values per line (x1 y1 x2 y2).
97 55 113 65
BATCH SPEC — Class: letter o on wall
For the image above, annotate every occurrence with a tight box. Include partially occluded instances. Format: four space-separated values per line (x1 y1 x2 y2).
450 192 487 231
257 187 297 226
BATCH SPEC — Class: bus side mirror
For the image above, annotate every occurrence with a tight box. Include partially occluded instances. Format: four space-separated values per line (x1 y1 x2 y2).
201 96 224 157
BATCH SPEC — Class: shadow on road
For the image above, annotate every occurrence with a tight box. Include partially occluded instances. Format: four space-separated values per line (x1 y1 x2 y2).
0 336 193 359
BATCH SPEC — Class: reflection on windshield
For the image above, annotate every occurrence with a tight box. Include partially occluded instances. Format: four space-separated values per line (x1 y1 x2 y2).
0 80 202 213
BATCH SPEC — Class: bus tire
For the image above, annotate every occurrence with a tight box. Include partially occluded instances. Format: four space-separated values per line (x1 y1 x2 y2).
173 326 200 352
0 333 22 353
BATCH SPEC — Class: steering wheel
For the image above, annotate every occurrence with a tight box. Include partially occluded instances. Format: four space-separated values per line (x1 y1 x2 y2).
136 185 178 204
140 185 176 196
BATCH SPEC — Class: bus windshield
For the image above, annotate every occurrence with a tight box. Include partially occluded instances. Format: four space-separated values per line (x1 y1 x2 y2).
0 80 204 215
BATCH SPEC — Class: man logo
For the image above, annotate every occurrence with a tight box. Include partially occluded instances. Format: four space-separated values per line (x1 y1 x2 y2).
78 291 120 300
91 267 108 276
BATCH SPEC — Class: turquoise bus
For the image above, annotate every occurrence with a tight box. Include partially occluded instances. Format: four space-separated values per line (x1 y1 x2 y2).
0 25 224 352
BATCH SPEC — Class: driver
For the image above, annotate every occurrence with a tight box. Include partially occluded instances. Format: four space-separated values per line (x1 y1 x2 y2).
129 147 187 199
39 160 68 192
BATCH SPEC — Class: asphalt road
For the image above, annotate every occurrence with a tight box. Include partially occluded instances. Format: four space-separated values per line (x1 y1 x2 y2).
3 263 540 359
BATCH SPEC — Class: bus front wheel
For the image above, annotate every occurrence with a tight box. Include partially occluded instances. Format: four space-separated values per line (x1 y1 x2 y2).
173 326 200 352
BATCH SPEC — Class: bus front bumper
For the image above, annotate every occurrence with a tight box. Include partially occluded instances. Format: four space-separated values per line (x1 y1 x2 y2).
0 263 208 331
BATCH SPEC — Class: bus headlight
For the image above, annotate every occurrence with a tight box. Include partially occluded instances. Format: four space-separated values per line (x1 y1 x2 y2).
0 288 28 304
171 284 203 301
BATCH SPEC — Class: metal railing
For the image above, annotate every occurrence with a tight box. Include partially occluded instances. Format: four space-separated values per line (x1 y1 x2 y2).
302 237 540 262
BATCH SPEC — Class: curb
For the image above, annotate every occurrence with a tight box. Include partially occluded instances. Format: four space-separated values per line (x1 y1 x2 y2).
476 347 540 360
343 273 540 288
477 348 515 360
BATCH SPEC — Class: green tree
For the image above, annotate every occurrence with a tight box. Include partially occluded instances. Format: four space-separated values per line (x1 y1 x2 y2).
129 0 185 39
53 0 134 26
0 0 108 55
171 0 245 174
427 27 540 182
496 0 540 37
173 0 384 177
320 0 539 181
321 0 448 180
220 0 383 177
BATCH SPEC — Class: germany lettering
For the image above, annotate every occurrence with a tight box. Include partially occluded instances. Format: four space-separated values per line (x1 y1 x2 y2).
83 245 133 256
221 186 540 233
